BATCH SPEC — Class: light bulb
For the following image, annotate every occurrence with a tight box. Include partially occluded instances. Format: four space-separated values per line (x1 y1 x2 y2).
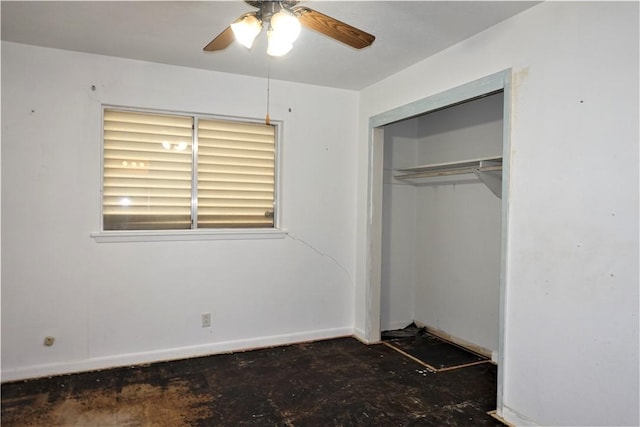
270 9 301 43
267 29 293 57
231 14 262 49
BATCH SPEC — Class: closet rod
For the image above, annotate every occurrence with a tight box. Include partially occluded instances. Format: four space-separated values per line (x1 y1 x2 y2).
396 164 502 180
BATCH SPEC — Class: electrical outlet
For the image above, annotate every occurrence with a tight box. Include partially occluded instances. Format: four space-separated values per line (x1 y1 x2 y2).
201 313 211 328
44 336 55 346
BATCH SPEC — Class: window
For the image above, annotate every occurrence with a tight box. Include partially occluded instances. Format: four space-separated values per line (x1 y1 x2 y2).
102 108 276 231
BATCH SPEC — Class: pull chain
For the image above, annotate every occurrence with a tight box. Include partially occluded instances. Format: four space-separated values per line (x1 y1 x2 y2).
265 56 271 125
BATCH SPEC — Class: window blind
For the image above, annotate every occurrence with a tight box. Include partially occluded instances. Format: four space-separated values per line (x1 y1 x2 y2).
103 109 193 230
102 109 277 231
197 118 275 228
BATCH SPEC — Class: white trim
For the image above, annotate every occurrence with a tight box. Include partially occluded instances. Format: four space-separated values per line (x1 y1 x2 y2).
1 327 354 383
352 327 372 344
273 119 284 230
369 70 506 129
501 405 541 426
90 228 288 243
496 69 513 415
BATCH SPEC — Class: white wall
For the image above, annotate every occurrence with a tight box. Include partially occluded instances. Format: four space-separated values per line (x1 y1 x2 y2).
1 42 358 381
356 2 639 426
381 119 417 330
415 93 503 164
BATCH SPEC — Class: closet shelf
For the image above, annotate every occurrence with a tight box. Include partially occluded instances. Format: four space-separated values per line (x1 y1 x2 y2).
395 156 502 180
394 156 503 197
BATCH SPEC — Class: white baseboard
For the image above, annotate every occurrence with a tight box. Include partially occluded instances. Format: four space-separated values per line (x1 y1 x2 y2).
487 410 515 427
501 405 540 426
352 327 367 341
1 326 354 383
413 321 494 359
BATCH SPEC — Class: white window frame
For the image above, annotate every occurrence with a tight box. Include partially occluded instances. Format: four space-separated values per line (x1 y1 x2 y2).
91 105 286 243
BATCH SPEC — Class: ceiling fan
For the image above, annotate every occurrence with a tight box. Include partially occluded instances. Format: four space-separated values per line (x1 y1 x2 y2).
203 1 375 57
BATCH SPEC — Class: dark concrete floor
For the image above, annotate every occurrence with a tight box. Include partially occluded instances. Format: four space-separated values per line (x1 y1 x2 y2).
1 337 503 426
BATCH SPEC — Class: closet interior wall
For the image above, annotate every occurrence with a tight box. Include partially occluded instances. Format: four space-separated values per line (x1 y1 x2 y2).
381 92 504 354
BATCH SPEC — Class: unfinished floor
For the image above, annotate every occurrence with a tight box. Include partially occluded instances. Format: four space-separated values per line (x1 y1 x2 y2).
1 335 503 426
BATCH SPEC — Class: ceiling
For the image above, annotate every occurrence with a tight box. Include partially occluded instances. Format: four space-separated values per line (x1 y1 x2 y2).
1 1 539 90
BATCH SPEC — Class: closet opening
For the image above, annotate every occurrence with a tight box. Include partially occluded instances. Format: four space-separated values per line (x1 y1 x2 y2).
365 70 511 415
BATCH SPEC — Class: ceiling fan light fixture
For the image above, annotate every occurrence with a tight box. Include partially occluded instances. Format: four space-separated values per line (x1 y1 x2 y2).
203 2 375 55
231 14 262 48
266 29 293 57
270 9 301 43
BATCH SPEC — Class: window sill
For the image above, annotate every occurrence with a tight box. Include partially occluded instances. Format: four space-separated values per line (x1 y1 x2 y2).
90 229 288 243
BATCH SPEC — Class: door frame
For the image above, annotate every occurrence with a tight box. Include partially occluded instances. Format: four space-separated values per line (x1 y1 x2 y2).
364 69 512 414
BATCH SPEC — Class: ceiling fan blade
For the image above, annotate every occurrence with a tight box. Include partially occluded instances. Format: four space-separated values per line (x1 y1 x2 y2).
203 26 235 52
293 7 375 49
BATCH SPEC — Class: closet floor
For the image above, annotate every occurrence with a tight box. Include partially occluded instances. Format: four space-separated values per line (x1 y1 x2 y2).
382 325 491 372
2 337 504 426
